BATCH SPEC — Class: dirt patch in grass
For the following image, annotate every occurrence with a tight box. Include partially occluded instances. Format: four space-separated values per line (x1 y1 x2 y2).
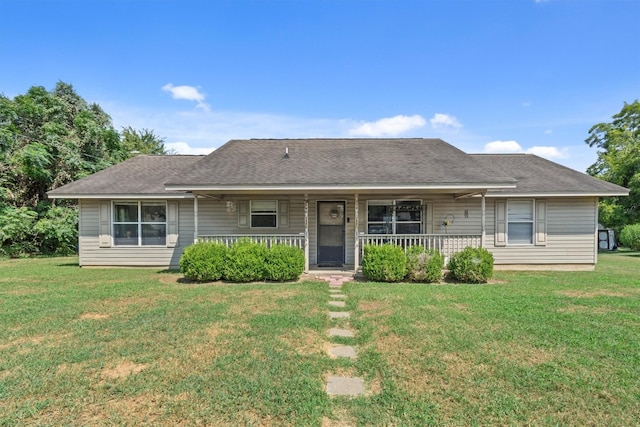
500 342 557 367
79 312 110 320
450 303 471 313
557 304 614 315
282 329 324 356
157 273 184 285
358 300 393 317
100 361 147 381
0 335 46 350
322 408 357 427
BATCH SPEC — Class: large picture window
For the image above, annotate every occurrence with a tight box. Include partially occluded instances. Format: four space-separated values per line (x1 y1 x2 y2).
367 200 422 234
113 201 167 246
507 200 533 245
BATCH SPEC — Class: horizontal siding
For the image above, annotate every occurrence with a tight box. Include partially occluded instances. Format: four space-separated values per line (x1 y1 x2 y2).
78 194 599 268
486 197 597 265
79 199 193 268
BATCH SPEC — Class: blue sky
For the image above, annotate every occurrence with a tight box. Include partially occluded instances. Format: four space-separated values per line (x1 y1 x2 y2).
1 0 639 173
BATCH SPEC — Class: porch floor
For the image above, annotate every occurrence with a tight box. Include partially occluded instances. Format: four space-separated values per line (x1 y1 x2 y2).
308 265 357 275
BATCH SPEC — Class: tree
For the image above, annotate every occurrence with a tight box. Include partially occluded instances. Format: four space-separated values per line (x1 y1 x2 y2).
586 100 640 230
0 81 169 256
120 126 170 156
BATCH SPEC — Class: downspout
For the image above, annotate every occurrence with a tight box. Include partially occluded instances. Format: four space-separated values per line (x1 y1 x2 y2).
481 192 486 248
354 193 359 269
304 194 309 273
193 192 199 244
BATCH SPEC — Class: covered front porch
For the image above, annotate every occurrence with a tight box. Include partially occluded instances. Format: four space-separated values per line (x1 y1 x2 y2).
192 191 488 273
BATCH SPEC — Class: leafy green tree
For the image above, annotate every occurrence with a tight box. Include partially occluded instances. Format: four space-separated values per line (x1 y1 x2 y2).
586 100 640 230
120 126 169 155
0 81 168 256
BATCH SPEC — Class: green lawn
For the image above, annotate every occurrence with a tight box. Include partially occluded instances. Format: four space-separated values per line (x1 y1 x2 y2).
1 253 639 426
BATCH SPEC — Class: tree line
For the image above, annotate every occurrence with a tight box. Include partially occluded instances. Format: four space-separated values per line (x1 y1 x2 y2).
0 82 167 256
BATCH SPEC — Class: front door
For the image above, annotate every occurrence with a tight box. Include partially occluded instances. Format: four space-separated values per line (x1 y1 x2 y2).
317 201 345 266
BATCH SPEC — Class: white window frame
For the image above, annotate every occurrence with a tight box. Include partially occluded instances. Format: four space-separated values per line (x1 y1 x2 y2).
507 199 534 245
366 200 422 234
250 200 278 229
112 201 167 246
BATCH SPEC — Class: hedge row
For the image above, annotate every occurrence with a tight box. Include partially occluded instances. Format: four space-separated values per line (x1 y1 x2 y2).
179 241 305 282
361 244 494 284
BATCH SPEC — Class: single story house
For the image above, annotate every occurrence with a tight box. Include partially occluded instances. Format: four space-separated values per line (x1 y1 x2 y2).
47 138 628 271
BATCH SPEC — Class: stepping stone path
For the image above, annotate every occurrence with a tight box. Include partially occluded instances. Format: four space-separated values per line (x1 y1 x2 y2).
317 274 365 398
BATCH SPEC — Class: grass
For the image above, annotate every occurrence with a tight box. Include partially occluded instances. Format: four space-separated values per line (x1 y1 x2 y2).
1 252 639 426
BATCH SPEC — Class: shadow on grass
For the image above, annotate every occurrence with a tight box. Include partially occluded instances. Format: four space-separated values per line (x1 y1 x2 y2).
56 262 80 267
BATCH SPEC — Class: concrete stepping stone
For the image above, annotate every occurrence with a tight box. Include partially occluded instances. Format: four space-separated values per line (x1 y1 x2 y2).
328 300 346 307
329 311 350 319
330 294 346 299
329 345 357 359
326 376 365 396
328 327 355 338
328 289 341 293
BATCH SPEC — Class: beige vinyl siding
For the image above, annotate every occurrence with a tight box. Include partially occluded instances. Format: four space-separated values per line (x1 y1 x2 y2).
355 194 483 236
486 197 598 265
78 199 194 268
196 196 355 265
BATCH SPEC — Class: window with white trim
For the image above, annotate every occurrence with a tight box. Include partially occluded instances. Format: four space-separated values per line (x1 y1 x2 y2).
250 200 277 228
367 200 422 234
113 201 167 246
507 200 533 244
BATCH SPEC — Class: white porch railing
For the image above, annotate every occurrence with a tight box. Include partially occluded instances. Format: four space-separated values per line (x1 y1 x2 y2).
198 233 306 249
358 233 482 259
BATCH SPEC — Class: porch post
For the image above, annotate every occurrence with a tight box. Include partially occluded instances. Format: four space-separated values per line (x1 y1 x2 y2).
304 194 309 272
193 192 199 244
354 193 359 268
481 192 486 248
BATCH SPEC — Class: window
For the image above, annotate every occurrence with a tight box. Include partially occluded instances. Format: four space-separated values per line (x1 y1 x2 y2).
507 200 533 244
367 200 422 234
250 200 277 228
113 201 167 246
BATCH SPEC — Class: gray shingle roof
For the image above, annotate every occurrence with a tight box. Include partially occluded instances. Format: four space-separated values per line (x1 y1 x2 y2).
47 155 204 197
470 154 628 196
165 138 516 188
48 140 629 198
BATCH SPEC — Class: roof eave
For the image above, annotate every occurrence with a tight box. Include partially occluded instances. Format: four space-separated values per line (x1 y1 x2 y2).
47 192 194 200
166 182 518 192
484 191 630 197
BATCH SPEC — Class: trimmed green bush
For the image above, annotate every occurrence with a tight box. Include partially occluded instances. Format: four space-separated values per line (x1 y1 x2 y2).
405 246 444 283
179 242 227 281
264 244 305 281
223 240 269 282
362 244 406 282
620 223 640 251
447 246 494 284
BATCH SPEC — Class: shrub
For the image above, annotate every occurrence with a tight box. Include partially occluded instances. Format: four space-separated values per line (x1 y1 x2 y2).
264 244 305 281
33 205 78 255
620 223 640 251
362 244 406 282
179 242 227 281
405 246 444 283
447 246 494 284
223 240 269 282
0 206 39 257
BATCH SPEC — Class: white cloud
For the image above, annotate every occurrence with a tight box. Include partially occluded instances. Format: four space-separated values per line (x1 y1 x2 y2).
522 101 532 108
429 113 462 129
483 140 568 159
544 129 553 134
484 140 523 153
526 146 568 158
165 141 215 155
348 114 426 137
162 83 209 110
